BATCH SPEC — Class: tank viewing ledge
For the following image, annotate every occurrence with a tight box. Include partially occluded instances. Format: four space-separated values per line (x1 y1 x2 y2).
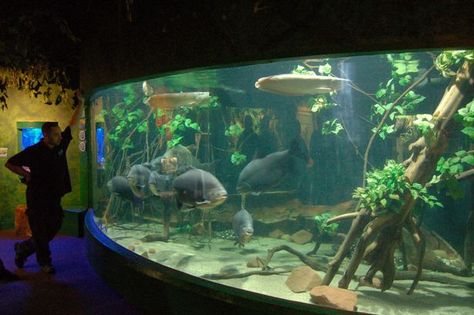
84 209 358 315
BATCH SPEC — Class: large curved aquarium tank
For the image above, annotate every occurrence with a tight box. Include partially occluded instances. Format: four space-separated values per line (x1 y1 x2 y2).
86 49 474 314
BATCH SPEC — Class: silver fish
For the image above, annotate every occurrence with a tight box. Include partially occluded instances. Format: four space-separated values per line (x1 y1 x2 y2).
255 73 349 96
232 208 254 247
145 92 211 110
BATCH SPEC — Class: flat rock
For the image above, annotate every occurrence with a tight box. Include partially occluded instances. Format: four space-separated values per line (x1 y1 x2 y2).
285 266 322 293
309 286 357 311
269 229 285 239
247 257 266 268
290 230 313 244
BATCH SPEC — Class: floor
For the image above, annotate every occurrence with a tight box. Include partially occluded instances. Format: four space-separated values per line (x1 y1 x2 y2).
0 230 143 315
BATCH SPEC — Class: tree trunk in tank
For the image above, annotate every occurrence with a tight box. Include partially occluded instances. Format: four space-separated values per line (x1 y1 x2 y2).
323 61 474 293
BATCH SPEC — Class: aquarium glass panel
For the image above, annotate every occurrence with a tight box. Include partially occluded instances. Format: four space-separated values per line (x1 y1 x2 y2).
88 49 474 314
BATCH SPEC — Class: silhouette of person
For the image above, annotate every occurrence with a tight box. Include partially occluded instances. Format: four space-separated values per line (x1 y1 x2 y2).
237 115 259 164
255 115 278 158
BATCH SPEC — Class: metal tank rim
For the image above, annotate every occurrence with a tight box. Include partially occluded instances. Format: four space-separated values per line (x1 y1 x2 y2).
84 209 365 315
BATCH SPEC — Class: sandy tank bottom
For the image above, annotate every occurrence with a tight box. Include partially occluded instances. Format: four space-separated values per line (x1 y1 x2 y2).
100 220 474 315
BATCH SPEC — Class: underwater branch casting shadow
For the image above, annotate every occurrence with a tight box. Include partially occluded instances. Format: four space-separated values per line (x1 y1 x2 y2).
84 209 362 315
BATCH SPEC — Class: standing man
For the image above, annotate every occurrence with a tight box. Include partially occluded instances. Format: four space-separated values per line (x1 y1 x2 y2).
5 95 83 274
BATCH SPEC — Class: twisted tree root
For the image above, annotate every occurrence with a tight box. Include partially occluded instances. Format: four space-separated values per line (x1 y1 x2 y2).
338 213 399 289
404 216 425 295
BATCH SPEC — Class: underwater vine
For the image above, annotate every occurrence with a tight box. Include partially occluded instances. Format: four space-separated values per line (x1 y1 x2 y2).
353 160 442 217
371 53 427 140
314 213 339 237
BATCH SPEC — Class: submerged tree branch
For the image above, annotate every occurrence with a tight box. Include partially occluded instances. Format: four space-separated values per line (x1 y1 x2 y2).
361 65 435 188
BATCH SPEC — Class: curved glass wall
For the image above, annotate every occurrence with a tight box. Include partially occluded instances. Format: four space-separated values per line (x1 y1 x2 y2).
88 49 474 314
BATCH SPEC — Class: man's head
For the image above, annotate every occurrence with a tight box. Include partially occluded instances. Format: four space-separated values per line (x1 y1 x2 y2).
42 122 62 148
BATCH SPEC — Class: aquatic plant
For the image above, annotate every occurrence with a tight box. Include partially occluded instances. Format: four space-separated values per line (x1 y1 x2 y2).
314 213 339 236
292 61 332 76
225 123 244 138
321 118 343 135
435 50 474 78
353 160 442 216
371 53 426 140
230 152 247 166
456 99 474 139
291 65 315 75
175 224 193 234
163 113 201 148
318 63 332 75
387 53 420 86
429 150 474 199
309 95 337 113
106 105 147 151
413 114 435 136
426 99 474 198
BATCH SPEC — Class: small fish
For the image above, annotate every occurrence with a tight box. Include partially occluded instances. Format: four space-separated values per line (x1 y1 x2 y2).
255 73 349 96
127 164 152 198
172 167 227 210
232 208 254 247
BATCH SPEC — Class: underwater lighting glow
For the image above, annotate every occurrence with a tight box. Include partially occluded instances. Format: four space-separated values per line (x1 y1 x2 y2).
96 126 105 167
21 128 42 149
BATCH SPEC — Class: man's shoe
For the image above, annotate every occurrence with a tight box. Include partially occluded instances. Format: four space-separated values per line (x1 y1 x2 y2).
14 243 26 268
40 265 55 275
0 269 20 282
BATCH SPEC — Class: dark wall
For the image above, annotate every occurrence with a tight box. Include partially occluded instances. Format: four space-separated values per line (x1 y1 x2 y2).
81 0 474 91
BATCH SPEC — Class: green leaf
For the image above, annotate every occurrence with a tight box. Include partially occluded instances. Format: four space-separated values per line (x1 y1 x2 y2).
388 194 400 200
231 151 247 165
461 127 474 139
318 63 332 75
375 89 386 99
462 154 474 166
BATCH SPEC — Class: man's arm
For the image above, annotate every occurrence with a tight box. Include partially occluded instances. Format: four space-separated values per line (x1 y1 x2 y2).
68 91 84 128
5 161 31 183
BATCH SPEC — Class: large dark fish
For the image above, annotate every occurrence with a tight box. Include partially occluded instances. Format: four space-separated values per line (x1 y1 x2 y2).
236 140 308 194
172 167 227 210
232 208 254 247
107 176 136 201
148 171 174 196
127 164 152 198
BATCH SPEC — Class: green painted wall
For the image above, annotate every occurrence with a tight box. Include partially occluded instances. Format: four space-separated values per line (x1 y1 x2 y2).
0 87 85 229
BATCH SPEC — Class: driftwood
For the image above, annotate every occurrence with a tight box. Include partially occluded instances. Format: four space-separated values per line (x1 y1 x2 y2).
204 244 474 290
322 61 474 295
465 196 474 274
202 269 291 280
